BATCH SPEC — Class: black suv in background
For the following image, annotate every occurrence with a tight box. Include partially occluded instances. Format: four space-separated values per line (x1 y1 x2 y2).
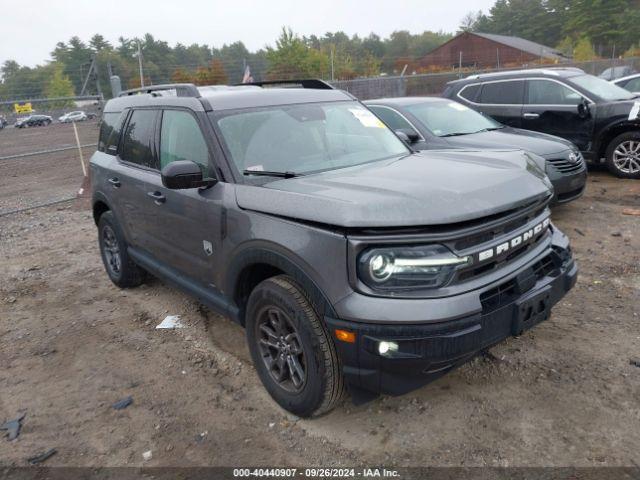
444 68 640 178
365 97 587 204
91 82 576 417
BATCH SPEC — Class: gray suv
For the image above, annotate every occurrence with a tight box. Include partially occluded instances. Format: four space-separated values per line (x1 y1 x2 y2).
91 81 578 417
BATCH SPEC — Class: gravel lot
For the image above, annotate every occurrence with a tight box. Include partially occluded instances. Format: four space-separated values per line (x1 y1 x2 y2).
0 125 639 469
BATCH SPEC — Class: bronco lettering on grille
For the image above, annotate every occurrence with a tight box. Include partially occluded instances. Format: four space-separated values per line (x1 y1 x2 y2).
476 218 550 264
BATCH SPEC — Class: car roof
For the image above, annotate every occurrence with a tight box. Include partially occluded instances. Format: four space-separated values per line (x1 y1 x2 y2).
614 72 640 83
364 96 449 107
447 67 585 86
104 85 354 113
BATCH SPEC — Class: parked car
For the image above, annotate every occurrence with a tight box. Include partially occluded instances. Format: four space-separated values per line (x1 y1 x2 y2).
59 110 88 123
444 68 640 178
365 97 587 205
91 81 576 417
613 73 640 95
15 114 53 128
0 115 7 129
599 65 636 81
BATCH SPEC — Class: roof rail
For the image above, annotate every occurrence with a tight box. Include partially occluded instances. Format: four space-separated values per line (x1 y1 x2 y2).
234 79 334 90
119 83 200 98
465 66 585 80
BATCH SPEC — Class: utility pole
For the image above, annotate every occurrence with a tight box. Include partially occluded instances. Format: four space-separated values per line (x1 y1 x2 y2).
80 54 102 99
330 46 335 82
137 41 145 88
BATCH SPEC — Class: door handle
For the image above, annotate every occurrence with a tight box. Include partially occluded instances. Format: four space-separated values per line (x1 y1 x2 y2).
108 177 121 188
523 113 540 119
147 191 166 204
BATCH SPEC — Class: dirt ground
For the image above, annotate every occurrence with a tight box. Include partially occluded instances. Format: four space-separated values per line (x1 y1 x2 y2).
0 124 639 469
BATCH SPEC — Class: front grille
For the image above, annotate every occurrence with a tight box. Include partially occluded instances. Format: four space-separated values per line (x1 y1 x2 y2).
479 254 558 313
547 156 584 174
456 229 549 282
454 205 546 251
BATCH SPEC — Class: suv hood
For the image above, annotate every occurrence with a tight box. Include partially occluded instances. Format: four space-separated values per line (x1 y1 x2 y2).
235 151 552 228
442 127 575 157
594 98 640 121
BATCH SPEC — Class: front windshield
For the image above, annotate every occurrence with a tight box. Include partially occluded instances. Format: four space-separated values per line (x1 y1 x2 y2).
214 102 409 176
406 101 501 137
571 74 635 101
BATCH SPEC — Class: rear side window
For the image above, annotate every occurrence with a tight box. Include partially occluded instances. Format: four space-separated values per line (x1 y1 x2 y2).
478 81 524 104
120 110 158 169
527 79 581 105
458 84 481 102
160 110 211 176
98 112 123 154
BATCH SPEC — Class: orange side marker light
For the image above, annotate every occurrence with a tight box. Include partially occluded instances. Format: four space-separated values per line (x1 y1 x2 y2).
335 329 356 343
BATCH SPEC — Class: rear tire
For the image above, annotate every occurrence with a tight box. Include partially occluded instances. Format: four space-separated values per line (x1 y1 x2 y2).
246 275 344 417
98 211 144 288
605 132 640 178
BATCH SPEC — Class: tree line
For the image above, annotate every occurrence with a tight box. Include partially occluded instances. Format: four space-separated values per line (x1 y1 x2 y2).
0 29 451 102
461 0 640 60
1 0 638 102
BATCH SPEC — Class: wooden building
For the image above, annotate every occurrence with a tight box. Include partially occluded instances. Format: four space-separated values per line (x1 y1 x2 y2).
420 32 569 70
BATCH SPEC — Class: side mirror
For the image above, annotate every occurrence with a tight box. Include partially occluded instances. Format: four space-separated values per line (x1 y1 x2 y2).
161 160 217 189
577 100 591 119
395 128 420 144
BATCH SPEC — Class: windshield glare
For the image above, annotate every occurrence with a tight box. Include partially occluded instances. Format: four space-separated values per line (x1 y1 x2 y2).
214 102 409 176
571 74 635 101
407 101 501 137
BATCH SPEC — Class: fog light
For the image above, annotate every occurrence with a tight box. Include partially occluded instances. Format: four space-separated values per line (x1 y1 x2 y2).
378 341 398 355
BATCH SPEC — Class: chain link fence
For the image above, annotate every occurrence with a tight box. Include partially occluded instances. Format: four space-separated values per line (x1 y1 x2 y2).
332 56 640 100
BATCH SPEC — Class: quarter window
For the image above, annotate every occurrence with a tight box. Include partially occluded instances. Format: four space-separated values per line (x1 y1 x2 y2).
120 110 158 169
527 79 581 105
98 112 123 154
160 110 211 176
369 106 416 133
478 81 524 104
458 84 481 102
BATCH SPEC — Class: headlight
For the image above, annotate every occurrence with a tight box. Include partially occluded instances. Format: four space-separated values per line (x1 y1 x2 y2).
357 245 471 290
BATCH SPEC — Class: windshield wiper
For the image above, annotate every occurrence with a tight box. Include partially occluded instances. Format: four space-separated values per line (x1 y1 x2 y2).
243 170 303 179
439 132 471 137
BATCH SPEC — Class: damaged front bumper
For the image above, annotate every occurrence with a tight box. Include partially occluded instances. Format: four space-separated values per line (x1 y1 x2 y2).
326 226 577 400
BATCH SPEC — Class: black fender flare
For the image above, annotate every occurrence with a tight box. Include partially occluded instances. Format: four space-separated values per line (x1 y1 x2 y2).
91 191 112 224
224 241 338 326
595 120 640 156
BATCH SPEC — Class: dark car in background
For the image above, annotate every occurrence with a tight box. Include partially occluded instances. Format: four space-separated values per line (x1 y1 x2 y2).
599 66 636 81
443 68 640 178
365 97 587 204
614 73 640 95
15 114 53 128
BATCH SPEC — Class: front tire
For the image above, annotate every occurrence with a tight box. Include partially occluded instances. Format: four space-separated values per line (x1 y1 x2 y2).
605 132 640 178
98 211 144 288
246 275 344 417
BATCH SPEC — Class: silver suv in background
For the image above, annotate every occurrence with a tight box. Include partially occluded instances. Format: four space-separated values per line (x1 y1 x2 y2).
91 81 577 417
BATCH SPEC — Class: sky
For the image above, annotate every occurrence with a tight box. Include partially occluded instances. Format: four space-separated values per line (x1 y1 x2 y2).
1 0 495 67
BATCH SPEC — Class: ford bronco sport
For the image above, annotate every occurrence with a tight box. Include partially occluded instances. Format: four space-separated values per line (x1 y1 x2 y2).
91 81 577 417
